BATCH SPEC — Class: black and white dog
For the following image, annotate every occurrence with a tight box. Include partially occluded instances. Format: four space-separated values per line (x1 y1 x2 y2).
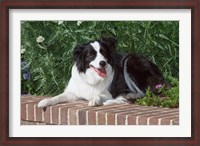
38 37 168 108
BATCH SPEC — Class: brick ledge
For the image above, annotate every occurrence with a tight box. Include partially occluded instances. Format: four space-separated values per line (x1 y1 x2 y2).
21 95 179 125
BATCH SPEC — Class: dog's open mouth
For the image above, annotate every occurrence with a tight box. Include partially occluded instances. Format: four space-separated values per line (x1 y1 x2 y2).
90 65 107 78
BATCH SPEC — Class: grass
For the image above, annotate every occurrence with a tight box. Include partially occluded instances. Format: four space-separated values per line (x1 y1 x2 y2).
21 21 179 108
136 76 179 108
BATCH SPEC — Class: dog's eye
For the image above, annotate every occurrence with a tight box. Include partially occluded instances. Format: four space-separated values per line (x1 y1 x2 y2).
87 54 95 58
86 49 96 59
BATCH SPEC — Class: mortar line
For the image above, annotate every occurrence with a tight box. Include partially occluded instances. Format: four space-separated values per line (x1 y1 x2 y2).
136 116 140 125
105 113 108 125
67 108 70 125
86 111 89 125
58 107 61 125
115 114 118 125
34 104 37 121
26 104 28 120
50 106 53 124
125 115 128 125
42 109 44 122
76 109 79 125
96 112 98 125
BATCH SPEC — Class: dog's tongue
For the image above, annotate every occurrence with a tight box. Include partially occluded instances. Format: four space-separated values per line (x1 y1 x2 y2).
98 68 107 77
92 67 107 77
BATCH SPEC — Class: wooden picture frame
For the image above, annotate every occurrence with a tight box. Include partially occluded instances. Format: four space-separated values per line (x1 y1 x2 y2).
1 0 199 145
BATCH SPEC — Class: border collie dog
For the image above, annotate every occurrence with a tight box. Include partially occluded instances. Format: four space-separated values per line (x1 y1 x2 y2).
38 37 168 108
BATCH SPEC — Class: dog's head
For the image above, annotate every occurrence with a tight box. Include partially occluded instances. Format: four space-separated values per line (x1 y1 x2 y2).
73 37 117 78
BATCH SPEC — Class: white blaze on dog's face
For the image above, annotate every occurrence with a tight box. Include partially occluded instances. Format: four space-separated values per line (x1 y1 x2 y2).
89 41 110 78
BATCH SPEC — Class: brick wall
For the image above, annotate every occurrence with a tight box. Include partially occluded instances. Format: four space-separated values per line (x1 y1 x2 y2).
21 95 179 125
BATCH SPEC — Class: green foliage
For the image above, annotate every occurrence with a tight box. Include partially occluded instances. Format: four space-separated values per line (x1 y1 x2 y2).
21 21 179 107
136 77 179 108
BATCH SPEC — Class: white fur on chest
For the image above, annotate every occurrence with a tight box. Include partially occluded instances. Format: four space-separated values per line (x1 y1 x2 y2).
64 64 114 101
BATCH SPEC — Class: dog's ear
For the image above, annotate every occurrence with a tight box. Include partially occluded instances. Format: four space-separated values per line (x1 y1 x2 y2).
73 44 84 62
73 44 86 72
101 37 117 49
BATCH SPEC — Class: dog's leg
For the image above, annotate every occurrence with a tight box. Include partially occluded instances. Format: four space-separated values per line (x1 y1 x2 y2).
103 92 145 106
88 90 113 106
125 92 145 100
88 96 103 106
38 92 77 108
103 96 128 106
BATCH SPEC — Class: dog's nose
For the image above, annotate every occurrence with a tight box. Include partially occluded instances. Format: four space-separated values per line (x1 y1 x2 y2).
99 61 106 67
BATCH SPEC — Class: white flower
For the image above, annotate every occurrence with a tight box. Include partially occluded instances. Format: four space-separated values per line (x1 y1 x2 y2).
36 36 45 43
77 21 83 26
58 21 64 25
21 48 26 54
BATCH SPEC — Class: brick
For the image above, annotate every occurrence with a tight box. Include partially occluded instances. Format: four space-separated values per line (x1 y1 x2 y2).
127 115 136 125
35 106 43 122
97 112 106 125
95 104 132 113
44 107 50 124
171 118 179 125
21 120 37 125
27 103 35 121
114 104 144 112
52 106 59 124
107 113 115 125
21 103 26 120
21 95 36 101
59 106 69 125
117 114 126 125
137 116 147 125
21 95 33 98
88 111 96 125
21 120 47 125
160 118 171 125
78 110 87 125
148 117 159 125
69 108 78 125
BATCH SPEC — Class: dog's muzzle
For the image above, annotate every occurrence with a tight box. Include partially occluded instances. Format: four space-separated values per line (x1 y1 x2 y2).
90 65 107 78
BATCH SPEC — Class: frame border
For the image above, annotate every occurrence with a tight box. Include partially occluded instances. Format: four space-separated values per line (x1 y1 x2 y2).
1 0 199 145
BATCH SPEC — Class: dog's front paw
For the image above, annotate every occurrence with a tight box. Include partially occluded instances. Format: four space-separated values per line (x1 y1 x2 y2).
88 97 103 107
38 99 51 108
